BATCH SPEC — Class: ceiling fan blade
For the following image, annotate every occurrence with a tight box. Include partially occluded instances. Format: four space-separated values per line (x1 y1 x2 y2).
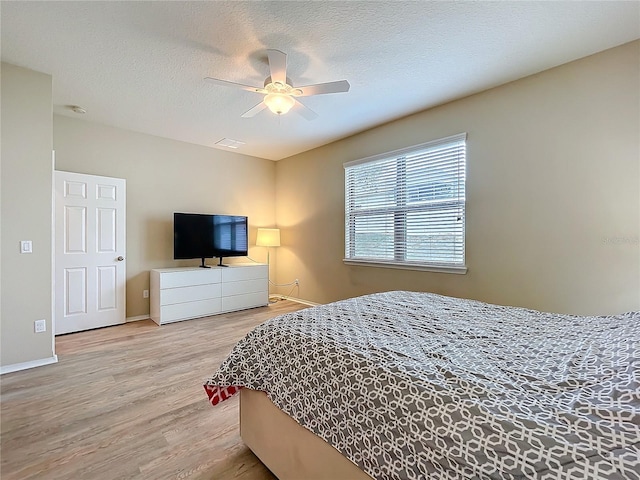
293 99 318 120
204 77 265 94
267 49 287 85
241 101 267 118
295 80 350 97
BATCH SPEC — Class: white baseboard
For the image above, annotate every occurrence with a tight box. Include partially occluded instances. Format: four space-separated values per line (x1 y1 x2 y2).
272 295 319 307
0 355 58 375
126 315 150 323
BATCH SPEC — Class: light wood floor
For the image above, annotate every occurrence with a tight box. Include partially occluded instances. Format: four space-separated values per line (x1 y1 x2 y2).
0 301 307 480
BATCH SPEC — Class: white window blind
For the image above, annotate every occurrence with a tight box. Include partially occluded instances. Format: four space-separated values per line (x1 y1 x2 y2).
344 133 466 271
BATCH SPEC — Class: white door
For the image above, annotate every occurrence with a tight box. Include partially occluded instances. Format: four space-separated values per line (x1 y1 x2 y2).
55 171 126 334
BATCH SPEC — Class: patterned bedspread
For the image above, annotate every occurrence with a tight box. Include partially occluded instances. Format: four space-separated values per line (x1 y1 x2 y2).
203 291 640 480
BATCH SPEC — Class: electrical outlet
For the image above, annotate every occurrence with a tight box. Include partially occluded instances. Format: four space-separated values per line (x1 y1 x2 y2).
34 319 46 333
20 240 33 254
143 289 149 298
295 279 299 286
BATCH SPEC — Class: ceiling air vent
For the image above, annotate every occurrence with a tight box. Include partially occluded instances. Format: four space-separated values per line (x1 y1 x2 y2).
215 138 245 149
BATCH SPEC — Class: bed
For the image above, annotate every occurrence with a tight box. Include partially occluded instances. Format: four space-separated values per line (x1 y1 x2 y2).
204 291 640 479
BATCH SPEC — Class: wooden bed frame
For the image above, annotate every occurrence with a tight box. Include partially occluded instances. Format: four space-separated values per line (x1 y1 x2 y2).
240 388 373 480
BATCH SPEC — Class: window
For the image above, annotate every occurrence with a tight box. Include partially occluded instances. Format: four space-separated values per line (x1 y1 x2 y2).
344 133 466 273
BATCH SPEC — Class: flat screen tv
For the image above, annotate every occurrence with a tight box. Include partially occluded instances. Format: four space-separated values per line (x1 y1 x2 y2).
174 213 248 267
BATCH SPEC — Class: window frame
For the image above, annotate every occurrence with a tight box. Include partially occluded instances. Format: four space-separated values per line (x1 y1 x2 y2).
343 133 467 274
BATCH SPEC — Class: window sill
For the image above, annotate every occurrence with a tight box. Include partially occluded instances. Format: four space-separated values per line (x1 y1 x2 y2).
343 259 467 274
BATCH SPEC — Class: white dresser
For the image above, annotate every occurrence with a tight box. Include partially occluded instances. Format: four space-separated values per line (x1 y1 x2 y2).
150 263 268 325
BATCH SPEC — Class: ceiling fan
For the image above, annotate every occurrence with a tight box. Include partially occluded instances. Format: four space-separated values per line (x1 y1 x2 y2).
205 49 350 120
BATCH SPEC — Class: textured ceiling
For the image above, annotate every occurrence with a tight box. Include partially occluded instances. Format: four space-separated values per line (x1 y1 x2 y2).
1 1 639 160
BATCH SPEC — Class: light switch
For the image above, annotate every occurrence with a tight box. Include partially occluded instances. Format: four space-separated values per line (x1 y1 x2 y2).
20 240 33 254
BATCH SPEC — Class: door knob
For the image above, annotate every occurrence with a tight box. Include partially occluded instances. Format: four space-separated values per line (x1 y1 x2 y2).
117 256 125 261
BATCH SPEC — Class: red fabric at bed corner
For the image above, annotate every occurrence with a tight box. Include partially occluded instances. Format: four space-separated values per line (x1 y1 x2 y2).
204 384 243 406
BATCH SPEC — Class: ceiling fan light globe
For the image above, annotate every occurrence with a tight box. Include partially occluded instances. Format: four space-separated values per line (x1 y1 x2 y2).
264 93 295 115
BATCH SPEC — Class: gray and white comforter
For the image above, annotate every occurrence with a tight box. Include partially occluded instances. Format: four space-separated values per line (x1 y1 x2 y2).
204 291 640 479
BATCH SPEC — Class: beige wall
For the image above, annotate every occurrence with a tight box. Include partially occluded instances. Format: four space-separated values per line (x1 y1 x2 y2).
1 63 54 368
275 40 640 315
54 116 276 318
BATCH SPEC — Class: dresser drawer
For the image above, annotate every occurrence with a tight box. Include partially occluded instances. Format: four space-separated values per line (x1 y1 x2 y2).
222 278 266 297
223 265 268 282
222 291 268 312
160 283 221 306
159 269 221 289
160 298 222 323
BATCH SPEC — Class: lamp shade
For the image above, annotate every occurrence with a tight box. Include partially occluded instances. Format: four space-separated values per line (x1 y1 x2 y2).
264 94 295 115
256 228 281 247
